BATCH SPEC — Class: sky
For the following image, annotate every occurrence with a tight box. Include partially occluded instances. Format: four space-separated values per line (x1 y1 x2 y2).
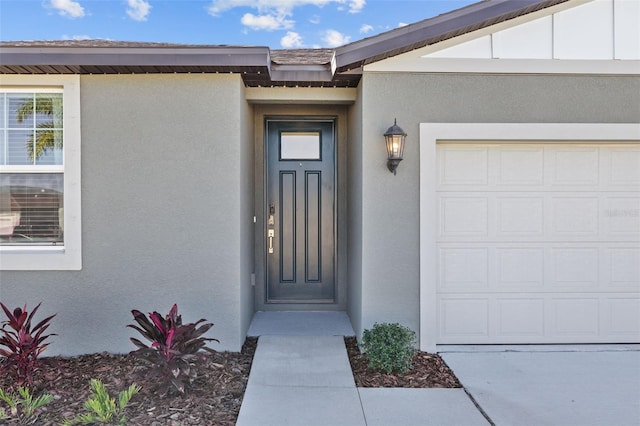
0 0 477 49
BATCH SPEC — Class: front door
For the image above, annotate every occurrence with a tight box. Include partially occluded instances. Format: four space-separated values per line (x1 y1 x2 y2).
266 119 335 302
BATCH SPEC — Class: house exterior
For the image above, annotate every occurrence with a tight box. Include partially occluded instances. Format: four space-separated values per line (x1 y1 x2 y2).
0 0 638 354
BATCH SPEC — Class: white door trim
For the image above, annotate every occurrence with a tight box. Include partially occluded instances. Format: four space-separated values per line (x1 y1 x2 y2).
419 123 640 352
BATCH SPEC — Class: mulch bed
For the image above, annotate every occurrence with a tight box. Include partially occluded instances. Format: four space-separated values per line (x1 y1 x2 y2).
0 338 257 426
345 337 461 388
1 336 462 425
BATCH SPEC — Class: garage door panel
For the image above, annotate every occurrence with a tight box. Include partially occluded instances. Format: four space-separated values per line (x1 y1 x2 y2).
604 298 640 337
436 142 640 344
439 197 488 236
438 192 637 242
497 146 544 185
439 294 639 344
439 298 489 339
551 298 600 337
550 147 600 186
604 196 640 235
496 248 544 288
608 147 640 186
550 247 599 288
551 196 599 236
438 247 488 289
607 247 640 287
497 197 544 235
438 146 488 185
496 298 545 337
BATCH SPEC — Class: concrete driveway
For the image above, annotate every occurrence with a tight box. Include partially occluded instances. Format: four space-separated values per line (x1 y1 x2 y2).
441 345 640 426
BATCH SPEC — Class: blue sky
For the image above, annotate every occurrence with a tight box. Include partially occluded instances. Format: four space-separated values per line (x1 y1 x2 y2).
0 0 477 48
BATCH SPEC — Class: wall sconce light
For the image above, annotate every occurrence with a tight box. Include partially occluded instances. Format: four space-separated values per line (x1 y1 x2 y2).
384 119 407 175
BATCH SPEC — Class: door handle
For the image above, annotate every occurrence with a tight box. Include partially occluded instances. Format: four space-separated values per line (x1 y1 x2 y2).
268 229 275 254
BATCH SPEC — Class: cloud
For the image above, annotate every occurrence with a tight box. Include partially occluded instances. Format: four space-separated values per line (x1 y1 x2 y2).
349 0 365 13
241 13 294 31
49 0 85 18
281 31 304 48
208 0 340 16
207 0 366 31
62 34 92 40
398 22 409 28
126 0 151 21
359 24 373 34
322 29 350 47
309 14 320 24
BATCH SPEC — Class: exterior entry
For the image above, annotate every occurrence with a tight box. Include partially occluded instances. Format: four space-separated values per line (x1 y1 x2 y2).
265 119 336 303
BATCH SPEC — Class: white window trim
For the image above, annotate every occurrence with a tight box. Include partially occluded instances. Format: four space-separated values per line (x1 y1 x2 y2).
0 75 81 270
419 123 640 352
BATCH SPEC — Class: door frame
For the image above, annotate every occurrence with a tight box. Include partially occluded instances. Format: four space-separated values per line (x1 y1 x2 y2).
253 105 348 311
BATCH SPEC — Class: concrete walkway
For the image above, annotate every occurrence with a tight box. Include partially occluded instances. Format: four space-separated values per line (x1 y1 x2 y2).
237 312 640 426
237 312 486 426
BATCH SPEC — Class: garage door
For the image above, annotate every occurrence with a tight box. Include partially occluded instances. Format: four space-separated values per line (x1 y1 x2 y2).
436 142 640 344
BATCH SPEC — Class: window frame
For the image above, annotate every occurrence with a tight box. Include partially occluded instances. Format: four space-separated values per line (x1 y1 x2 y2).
0 75 81 270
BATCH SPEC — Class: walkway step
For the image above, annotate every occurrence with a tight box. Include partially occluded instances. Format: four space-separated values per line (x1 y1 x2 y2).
247 311 355 337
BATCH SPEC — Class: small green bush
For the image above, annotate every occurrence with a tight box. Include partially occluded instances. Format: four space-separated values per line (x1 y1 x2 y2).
62 379 140 425
360 322 416 374
0 386 53 423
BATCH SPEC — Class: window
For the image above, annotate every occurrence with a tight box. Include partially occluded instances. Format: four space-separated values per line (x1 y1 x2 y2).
0 75 81 270
280 132 321 160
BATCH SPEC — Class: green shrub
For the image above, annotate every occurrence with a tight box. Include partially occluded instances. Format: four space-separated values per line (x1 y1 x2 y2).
62 379 140 425
360 322 416 374
0 386 53 423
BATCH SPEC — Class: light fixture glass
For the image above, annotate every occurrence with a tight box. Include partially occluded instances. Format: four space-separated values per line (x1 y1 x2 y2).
384 119 407 175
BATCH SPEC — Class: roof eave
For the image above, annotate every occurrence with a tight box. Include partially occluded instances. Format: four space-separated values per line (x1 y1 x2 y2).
0 46 271 68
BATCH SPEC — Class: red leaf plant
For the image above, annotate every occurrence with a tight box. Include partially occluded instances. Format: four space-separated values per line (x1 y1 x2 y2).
128 304 219 395
0 302 56 386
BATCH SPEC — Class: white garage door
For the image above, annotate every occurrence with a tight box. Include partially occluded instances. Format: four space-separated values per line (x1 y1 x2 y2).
436 142 640 344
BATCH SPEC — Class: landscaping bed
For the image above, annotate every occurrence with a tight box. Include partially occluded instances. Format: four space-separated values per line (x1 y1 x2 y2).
346 337 461 388
1 336 462 425
0 338 256 425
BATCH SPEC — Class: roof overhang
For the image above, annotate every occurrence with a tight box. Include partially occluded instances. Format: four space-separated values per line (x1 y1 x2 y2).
0 0 573 87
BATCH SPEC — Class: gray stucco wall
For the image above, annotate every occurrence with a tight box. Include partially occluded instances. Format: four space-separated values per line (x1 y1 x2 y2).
356 72 640 344
239 86 255 343
347 85 363 337
1 73 251 354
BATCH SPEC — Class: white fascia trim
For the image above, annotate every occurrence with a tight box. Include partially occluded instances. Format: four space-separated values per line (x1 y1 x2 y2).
0 74 82 271
365 58 640 75
419 123 640 352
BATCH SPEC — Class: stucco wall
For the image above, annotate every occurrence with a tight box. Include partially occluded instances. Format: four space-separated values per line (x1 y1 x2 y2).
239 86 255 343
356 72 640 343
347 85 363 336
1 73 251 354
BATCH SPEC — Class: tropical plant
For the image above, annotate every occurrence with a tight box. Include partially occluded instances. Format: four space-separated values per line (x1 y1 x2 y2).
62 379 140 425
128 304 219 394
0 386 53 423
0 302 56 385
360 322 416 374
15 94 63 161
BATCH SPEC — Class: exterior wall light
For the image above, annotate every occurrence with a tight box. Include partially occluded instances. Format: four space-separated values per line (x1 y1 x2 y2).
384 119 407 175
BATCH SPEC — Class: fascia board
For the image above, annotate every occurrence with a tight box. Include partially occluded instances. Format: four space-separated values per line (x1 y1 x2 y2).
0 46 271 67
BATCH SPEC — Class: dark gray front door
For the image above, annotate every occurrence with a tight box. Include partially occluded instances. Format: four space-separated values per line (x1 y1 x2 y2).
266 119 335 302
